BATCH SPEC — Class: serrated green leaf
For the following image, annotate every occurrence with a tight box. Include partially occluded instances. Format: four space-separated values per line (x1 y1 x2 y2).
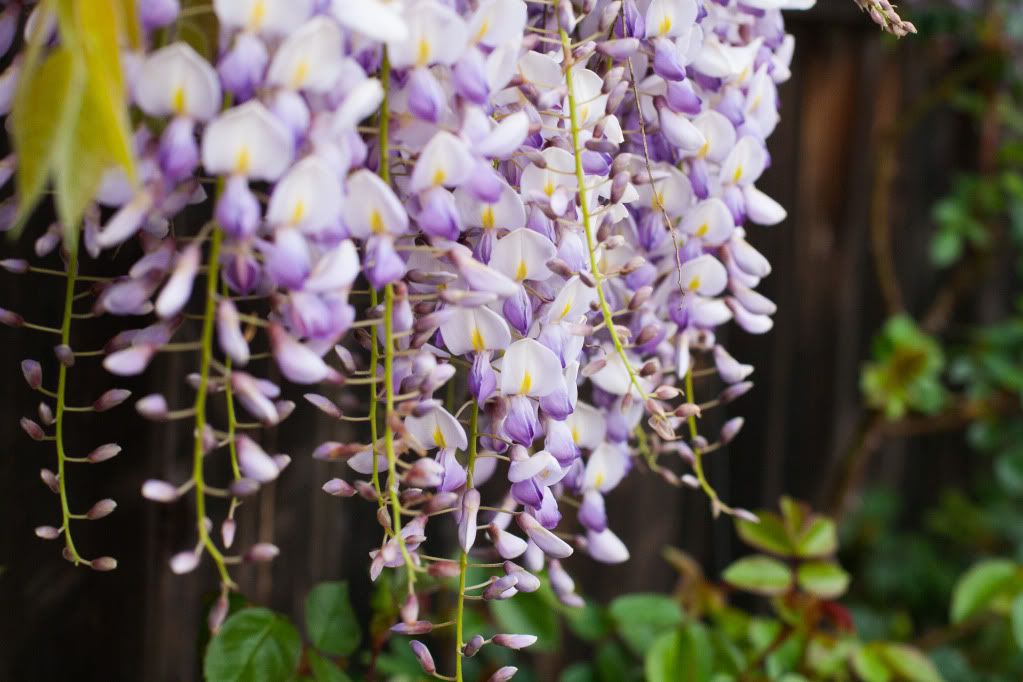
305 582 361 656
722 556 793 596
204 608 302 682
877 643 944 682
796 562 850 600
795 517 838 558
950 559 1019 623
307 651 352 682
851 645 892 682
10 47 86 232
736 513 793 557
608 593 684 656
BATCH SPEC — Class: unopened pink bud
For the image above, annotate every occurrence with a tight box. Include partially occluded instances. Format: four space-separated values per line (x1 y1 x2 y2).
54 344 74 368
170 550 201 574
37 402 54 425
90 556 118 571
304 393 342 419
136 394 169 420
230 478 260 497
87 443 121 463
463 634 485 657
209 594 230 633
40 468 60 493
21 359 41 390
244 543 280 563
21 417 45 441
141 479 179 503
409 641 436 674
86 498 117 519
488 665 519 682
427 560 461 578
35 525 62 539
492 634 538 650
322 478 356 497
390 620 433 635
720 417 744 444
221 518 237 548
0 258 28 273
94 388 131 412
0 307 24 327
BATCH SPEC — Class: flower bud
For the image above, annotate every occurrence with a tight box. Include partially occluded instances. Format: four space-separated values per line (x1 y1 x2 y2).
244 543 280 563
170 551 201 574
86 498 117 520
35 525 62 540
483 574 519 600
390 620 433 635
0 258 27 273
21 417 45 441
90 556 118 571
237 436 279 483
230 478 261 497
142 479 179 503
221 518 237 548
21 359 41 390
488 666 519 682
409 641 436 675
492 634 538 650
463 634 485 657
0 307 24 327
38 402 54 426
94 389 131 412
40 468 60 493
136 394 170 421
720 417 744 445
322 478 356 497
54 344 74 368
209 594 229 634
427 560 461 578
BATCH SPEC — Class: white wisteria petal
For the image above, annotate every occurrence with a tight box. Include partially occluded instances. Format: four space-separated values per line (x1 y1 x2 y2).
689 296 733 327
584 443 628 493
590 349 648 396
331 0 408 42
645 0 698 38
520 147 577 201
469 0 527 47
476 111 529 159
455 181 525 231
266 156 342 230
565 402 606 451
721 136 768 187
405 406 468 450
500 338 563 398
440 306 512 355
691 110 736 163
410 131 476 193
348 449 388 475
678 255 728 297
681 198 734 246
342 169 408 238
547 276 597 322
729 235 772 277
490 228 556 282
744 185 787 225
389 1 469 69
135 43 220 121
304 240 361 293
332 78 385 132
267 17 344 92
201 101 293 181
214 0 312 35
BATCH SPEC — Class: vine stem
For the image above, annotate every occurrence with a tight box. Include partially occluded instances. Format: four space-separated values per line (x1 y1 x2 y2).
684 367 726 515
559 27 648 402
453 401 479 682
384 283 416 593
192 226 235 589
55 247 82 564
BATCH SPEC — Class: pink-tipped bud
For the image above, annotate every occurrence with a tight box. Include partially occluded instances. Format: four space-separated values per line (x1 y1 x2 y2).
86 498 117 520
209 594 230 633
732 508 760 523
409 641 436 674
37 402 54 425
94 388 131 412
492 634 538 650
40 468 60 493
221 518 237 548
54 344 74 368
488 665 519 682
87 443 121 463
21 359 42 390
35 525 62 539
720 416 744 445
170 550 201 574
104 344 157 376
322 478 356 497
244 543 280 563
230 478 260 497
390 620 433 635
401 594 420 624
141 479 179 503
721 381 754 404
136 394 169 420
21 417 45 441
0 307 24 327
463 634 485 657
90 556 118 571
304 393 342 419
674 403 701 419
0 258 28 273
427 560 461 578
237 436 279 483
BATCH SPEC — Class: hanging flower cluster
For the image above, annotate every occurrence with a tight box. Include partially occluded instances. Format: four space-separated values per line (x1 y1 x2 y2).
2 0 811 678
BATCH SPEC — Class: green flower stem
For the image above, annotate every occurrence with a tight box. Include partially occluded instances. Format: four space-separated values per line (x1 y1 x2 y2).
55 247 83 565
192 226 235 588
684 367 724 514
384 283 416 592
559 27 648 402
453 401 479 682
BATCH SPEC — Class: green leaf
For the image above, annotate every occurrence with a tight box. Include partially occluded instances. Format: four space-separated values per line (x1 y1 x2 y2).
204 608 302 682
595 642 633 682
1011 592 1023 650
794 518 838 558
490 588 560 652
796 562 851 600
305 582 361 656
560 663 598 682
722 556 793 596
877 644 944 682
950 559 1019 623
608 593 684 656
564 601 610 642
851 645 892 682
736 513 793 557
307 651 352 682
10 47 86 231
645 630 683 682
644 625 713 682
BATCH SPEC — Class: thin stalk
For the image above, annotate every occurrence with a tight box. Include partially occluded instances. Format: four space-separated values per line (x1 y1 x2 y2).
384 283 416 592
192 227 235 588
55 248 82 564
559 27 648 401
454 401 480 682
684 368 725 515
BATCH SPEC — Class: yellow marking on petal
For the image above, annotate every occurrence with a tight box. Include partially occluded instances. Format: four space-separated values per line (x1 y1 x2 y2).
750 95 762 112
474 20 489 42
416 38 432 66
471 326 486 352
234 147 251 174
519 372 532 395
543 179 555 197
651 191 664 210
695 223 709 238
515 259 528 281
594 471 606 489
291 60 310 88
248 0 266 30
291 200 306 224
370 209 386 234
688 275 701 291
432 168 446 186
433 426 447 448
697 140 709 158
571 426 580 443
559 300 573 319
732 165 743 184
481 205 495 230
580 106 589 122
658 15 672 36
172 85 187 115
